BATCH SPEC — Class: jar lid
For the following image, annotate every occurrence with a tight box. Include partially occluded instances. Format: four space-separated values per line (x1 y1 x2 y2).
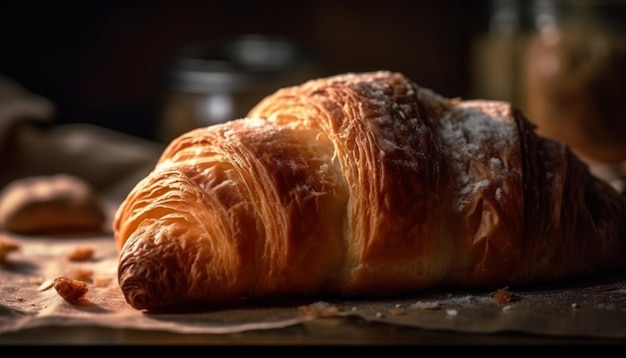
169 35 315 93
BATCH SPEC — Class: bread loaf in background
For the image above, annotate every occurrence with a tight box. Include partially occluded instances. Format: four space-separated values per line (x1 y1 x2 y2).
0 174 106 236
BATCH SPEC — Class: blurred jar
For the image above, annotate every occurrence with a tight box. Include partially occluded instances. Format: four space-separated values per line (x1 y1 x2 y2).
520 0 626 166
159 35 323 143
471 0 527 106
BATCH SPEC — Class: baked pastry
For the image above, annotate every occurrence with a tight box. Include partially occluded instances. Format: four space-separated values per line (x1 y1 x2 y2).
113 71 626 311
0 174 106 235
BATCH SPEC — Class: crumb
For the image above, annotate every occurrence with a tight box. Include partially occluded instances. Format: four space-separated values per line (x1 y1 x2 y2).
29 277 45 285
389 308 406 316
0 236 20 265
92 277 110 287
66 246 94 262
489 286 521 305
571 303 582 309
53 276 88 303
409 301 442 310
375 312 384 318
446 309 458 316
298 301 341 318
66 266 93 282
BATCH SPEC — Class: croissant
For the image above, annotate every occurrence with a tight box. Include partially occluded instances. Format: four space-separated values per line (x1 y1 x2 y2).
113 71 626 311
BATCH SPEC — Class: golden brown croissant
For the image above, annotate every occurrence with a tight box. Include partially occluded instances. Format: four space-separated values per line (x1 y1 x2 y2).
113 71 626 311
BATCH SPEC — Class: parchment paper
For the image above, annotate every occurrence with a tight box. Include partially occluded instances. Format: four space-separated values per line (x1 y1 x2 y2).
1 234 625 339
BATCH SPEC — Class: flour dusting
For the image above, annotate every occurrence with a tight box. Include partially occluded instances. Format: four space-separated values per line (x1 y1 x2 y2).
437 100 517 211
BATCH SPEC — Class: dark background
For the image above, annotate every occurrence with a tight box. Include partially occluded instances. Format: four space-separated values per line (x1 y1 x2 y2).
0 0 489 142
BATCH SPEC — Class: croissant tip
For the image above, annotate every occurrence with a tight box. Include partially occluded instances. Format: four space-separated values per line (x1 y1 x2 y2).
119 281 152 310
118 261 171 310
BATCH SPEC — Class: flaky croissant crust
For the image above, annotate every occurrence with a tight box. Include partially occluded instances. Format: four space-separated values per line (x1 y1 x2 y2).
113 71 626 311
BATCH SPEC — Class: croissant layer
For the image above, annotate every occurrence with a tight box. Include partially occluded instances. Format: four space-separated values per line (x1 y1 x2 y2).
113 71 626 311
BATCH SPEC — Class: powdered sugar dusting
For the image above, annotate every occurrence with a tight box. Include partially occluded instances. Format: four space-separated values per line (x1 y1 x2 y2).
437 100 517 211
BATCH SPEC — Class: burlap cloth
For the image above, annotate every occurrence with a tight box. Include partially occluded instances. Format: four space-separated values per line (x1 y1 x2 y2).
1 77 625 340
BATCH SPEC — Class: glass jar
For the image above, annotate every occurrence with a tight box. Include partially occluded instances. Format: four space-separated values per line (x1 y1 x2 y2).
159 35 323 143
471 0 527 106
520 0 626 166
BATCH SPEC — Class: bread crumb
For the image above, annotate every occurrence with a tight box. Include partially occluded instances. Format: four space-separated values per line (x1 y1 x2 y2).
0 236 20 266
53 276 88 303
29 277 45 285
66 266 93 282
389 308 406 316
409 301 442 310
489 287 521 305
66 246 94 262
92 277 110 287
298 301 341 318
